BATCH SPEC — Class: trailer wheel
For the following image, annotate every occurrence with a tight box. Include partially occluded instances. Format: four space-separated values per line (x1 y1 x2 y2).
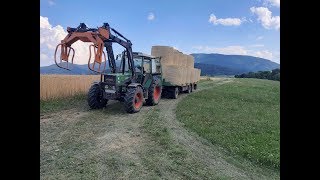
146 83 162 106
186 85 191 94
87 84 108 109
170 87 179 99
194 84 197 90
124 86 144 113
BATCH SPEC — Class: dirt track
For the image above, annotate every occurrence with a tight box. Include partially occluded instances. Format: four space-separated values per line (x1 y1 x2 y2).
40 78 279 179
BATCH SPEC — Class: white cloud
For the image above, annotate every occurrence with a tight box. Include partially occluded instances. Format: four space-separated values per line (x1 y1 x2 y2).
192 45 279 63
173 46 179 51
250 44 265 47
274 51 280 63
213 46 248 55
250 7 280 30
254 50 273 60
40 16 91 67
48 0 55 6
40 16 51 29
208 14 242 26
256 36 264 40
147 13 155 21
40 53 50 61
264 0 280 7
193 45 248 55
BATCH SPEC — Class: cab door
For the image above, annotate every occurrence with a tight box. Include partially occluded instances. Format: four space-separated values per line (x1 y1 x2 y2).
142 58 153 89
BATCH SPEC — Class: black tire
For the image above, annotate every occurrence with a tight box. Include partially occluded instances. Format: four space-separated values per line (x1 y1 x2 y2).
194 84 197 90
170 87 179 99
146 83 162 106
186 85 191 94
87 84 108 109
124 86 144 113
190 84 193 92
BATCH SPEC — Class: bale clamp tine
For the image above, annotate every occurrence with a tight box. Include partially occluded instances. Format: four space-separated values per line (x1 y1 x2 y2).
54 43 75 71
88 44 107 73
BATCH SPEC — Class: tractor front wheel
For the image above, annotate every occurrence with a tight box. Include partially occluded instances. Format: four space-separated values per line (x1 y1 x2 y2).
146 84 162 106
87 84 108 109
124 86 144 113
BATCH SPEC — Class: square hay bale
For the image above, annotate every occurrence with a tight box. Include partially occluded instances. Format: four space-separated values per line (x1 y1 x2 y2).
162 65 186 85
190 68 196 83
151 46 175 66
187 69 192 84
195 68 201 81
180 54 188 68
187 55 194 68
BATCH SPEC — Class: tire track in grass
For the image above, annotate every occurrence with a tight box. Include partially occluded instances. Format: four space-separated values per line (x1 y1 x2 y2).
41 78 278 179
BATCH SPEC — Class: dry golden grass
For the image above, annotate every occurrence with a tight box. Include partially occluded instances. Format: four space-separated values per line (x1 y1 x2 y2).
40 74 100 100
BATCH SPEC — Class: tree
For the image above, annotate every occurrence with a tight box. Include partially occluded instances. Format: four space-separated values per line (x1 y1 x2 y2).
234 68 280 81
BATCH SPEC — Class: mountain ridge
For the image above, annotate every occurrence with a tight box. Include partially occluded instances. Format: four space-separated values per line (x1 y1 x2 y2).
40 53 280 75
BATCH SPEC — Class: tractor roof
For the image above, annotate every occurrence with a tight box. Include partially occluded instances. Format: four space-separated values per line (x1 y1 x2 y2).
133 52 158 59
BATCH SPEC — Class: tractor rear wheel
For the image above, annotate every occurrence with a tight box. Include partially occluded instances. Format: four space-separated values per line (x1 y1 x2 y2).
87 84 108 109
124 86 144 113
146 83 162 106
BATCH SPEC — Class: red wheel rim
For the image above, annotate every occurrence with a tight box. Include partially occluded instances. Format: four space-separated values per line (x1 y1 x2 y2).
153 86 161 101
134 92 143 109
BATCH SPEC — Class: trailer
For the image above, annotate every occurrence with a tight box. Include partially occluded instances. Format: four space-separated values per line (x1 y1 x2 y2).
151 45 201 99
161 79 198 99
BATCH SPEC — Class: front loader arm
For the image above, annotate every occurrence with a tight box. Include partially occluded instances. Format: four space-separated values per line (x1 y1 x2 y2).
108 27 135 77
54 22 134 76
54 23 110 73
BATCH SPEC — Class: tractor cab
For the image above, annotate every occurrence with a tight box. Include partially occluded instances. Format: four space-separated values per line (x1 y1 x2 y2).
116 51 161 87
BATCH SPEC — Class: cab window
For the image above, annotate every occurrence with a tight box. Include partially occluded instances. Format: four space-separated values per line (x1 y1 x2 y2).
134 57 143 73
143 59 151 73
152 58 161 73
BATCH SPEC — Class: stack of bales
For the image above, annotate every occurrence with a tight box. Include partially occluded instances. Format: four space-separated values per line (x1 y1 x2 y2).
151 46 201 85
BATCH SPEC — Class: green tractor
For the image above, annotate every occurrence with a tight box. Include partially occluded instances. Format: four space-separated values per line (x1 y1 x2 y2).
54 23 162 113
88 51 162 113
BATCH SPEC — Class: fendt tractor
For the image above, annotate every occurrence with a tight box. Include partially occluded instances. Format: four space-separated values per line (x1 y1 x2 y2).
54 22 198 113
54 23 162 113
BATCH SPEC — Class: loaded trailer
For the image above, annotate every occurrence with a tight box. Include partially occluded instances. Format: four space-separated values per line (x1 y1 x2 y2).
151 46 201 99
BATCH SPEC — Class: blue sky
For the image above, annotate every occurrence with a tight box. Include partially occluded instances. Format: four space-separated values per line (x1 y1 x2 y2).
40 0 280 66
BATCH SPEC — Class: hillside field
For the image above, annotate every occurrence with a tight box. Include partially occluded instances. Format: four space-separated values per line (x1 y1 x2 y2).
40 78 279 179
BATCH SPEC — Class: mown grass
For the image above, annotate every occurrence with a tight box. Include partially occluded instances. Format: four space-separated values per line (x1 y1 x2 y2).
176 78 280 171
40 95 87 114
142 108 226 179
40 103 135 179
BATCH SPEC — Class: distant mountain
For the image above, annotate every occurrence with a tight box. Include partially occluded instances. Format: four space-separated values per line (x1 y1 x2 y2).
194 63 244 76
40 63 113 75
191 53 279 74
41 53 280 75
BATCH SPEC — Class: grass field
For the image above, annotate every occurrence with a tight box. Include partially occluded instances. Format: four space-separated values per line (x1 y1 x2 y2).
40 78 279 179
176 78 280 170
